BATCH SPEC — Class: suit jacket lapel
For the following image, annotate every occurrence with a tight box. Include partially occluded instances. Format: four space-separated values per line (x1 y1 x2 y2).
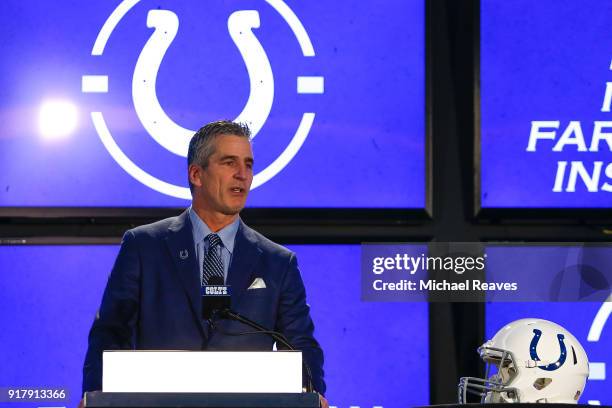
227 220 262 305
165 210 206 336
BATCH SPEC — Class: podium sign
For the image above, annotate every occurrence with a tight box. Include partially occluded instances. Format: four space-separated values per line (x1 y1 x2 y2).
103 351 302 393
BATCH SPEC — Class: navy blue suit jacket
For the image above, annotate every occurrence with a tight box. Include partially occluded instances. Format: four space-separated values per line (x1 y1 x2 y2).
82 210 325 394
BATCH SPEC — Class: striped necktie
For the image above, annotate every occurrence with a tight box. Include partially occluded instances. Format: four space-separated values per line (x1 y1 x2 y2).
202 233 224 285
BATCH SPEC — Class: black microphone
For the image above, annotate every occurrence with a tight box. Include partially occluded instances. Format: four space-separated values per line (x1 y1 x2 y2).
201 275 231 320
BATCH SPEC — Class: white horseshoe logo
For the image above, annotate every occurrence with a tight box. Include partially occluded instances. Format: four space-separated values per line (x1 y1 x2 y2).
132 9 274 157
83 0 323 199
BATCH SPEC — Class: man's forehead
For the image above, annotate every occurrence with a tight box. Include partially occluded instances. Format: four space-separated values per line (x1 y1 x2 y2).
213 134 253 156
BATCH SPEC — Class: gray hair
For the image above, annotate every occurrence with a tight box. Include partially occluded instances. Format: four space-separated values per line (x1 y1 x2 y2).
187 120 251 189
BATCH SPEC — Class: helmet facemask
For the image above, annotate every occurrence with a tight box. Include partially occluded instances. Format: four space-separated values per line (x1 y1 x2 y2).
458 346 520 403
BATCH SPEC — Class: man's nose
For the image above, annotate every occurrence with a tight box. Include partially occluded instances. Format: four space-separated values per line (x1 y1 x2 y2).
234 164 247 180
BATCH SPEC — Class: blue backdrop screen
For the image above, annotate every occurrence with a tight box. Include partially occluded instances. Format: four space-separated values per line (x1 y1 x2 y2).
484 244 611 403
480 0 612 208
0 0 425 209
0 244 429 408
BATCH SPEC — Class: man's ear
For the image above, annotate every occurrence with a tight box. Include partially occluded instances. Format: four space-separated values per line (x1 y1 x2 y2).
188 164 203 188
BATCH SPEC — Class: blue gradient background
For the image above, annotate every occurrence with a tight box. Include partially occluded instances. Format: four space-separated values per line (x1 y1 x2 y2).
481 0 612 208
485 245 612 403
484 245 612 302
0 244 429 408
0 0 425 209
485 245 612 404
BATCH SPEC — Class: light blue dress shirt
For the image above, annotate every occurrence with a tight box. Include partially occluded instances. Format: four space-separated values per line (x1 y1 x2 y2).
188 206 240 284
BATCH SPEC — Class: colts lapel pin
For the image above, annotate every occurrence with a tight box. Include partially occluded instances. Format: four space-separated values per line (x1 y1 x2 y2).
179 249 189 260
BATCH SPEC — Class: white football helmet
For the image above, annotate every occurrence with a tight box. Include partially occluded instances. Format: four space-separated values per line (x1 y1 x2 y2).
458 318 589 403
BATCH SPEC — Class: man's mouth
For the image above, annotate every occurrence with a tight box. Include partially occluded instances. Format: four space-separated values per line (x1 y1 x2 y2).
230 187 245 194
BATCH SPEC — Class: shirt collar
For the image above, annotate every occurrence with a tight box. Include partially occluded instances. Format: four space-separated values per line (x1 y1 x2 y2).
189 206 240 254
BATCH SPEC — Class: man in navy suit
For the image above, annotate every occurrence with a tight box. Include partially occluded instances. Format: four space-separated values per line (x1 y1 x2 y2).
82 121 326 403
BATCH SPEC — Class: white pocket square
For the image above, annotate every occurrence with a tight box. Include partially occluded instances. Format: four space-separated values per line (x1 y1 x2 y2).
248 277 266 289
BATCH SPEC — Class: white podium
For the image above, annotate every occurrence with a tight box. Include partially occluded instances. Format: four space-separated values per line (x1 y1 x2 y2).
102 350 303 393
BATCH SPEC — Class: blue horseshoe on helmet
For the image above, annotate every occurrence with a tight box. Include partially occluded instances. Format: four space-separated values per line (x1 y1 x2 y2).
529 329 567 371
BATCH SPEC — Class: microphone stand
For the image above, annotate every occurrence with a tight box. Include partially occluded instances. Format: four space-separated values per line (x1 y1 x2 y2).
210 308 315 393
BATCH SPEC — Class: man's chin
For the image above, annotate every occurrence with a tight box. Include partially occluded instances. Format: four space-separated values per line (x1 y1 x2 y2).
221 203 245 216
